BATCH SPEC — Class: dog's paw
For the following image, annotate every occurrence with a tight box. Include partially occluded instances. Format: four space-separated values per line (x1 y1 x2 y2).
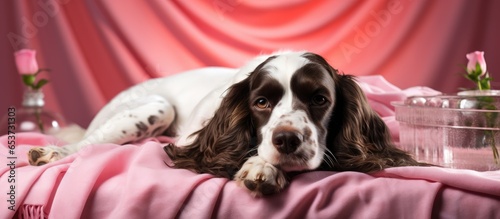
234 156 288 196
28 146 64 166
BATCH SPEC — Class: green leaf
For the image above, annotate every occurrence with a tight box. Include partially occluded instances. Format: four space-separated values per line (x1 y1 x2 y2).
483 77 491 82
464 73 478 82
475 62 482 74
479 80 490 90
22 75 35 86
472 70 482 78
34 79 49 89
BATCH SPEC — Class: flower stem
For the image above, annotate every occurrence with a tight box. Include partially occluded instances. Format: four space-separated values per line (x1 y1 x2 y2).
34 108 45 133
487 131 499 164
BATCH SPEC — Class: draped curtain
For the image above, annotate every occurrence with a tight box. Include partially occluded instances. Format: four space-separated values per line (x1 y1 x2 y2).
1 0 499 127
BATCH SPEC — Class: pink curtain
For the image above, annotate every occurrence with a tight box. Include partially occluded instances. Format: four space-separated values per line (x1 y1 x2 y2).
1 0 499 128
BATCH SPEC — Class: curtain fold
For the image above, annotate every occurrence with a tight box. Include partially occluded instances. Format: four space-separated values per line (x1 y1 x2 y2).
1 0 499 127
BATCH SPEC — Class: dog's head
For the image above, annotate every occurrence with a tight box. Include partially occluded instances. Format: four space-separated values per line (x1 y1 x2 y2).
243 52 336 172
165 51 419 178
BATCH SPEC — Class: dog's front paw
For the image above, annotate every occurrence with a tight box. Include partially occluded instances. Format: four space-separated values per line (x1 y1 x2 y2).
28 146 64 166
234 156 288 196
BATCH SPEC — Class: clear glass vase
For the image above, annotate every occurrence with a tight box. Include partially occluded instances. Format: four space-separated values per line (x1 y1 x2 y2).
0 89 66 135
394 91 500 171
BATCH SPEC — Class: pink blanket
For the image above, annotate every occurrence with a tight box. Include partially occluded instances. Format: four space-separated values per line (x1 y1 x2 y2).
2 76 499 218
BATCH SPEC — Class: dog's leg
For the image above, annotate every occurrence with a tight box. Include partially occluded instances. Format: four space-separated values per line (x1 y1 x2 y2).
28 95 175 166
234 156 288 196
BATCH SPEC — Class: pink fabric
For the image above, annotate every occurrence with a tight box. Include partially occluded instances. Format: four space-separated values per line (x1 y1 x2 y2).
0 78 494 218
357 75 440 140
1 134 499 218
1 0 500 128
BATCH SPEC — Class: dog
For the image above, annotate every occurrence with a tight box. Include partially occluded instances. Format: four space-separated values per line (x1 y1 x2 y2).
28 51 422 196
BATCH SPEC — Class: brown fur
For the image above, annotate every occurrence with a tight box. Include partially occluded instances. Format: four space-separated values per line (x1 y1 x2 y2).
325 74 423 172
163 77 255 178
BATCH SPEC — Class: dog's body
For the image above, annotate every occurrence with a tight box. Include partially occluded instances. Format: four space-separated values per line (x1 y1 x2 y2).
29 66 241 162
29 51 422 196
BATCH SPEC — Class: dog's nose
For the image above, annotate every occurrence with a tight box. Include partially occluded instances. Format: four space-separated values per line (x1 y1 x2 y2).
272 130 302 154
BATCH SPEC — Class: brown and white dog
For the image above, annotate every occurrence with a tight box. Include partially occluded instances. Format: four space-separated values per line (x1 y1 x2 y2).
28 51 422 196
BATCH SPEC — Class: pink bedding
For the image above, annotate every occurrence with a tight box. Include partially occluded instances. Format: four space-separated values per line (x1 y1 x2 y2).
2 76 499 218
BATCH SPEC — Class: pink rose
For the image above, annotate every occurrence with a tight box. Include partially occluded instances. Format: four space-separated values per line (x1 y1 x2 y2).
466 51 487 76
14 49 39 75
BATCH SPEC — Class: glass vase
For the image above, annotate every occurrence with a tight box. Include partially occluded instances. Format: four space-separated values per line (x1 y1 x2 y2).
393 91 500 171
0 89 66 135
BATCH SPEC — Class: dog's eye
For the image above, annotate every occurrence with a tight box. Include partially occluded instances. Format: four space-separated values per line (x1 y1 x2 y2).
311 95 327 106
254 98 270 109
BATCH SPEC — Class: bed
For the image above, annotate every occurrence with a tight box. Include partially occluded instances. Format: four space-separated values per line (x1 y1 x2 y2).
1 76 499 218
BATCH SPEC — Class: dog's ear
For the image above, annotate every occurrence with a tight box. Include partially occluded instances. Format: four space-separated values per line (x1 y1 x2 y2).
326 74 421 172
164 77 254 178
165 55 279 178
